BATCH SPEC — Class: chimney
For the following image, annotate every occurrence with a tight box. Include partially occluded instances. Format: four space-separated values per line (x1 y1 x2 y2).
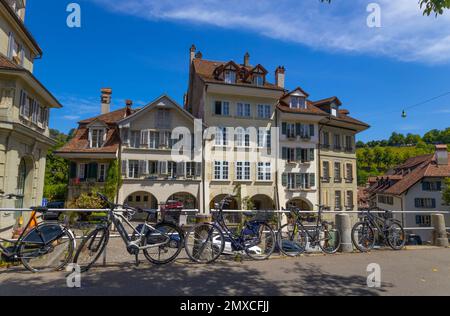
195 51 203 59
244 52 250 67
125 99 133 117
275 66 285 89
435 144 448 166
190 44 196 64
100 88 112 114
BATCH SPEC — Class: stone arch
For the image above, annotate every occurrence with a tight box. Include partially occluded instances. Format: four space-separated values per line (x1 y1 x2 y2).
209 194 239 210
167 192 198 209
124 191 158 209
250 194 275 210
286 197 313 211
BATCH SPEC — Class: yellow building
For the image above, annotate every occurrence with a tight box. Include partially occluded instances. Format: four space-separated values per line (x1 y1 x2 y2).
316 97 369 214
0 0 61 231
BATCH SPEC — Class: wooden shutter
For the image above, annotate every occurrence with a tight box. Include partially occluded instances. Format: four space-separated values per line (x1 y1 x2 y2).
88 163 98 179
282 173 288 187
309 124 315 136
195 162 202 177
309 173 315 188
296 148 302 161
309 148 315 162
295 123 301 136
282 147 288 160
70 162 77 179
159 161 168 175
281 122 287 135
7 33 14 58
121 160 128 176
139 160 147 176
177 162 185 177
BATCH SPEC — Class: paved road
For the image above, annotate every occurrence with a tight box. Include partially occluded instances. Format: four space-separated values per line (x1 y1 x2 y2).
0 247 449 296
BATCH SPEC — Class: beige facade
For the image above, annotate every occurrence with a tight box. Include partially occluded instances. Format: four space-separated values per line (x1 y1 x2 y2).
319 124 359 213
118 95 203 211
0 0 61 232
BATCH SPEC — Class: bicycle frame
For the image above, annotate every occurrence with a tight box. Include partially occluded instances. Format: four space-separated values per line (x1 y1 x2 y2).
212 210 263 251
104 208 171 251
363 210 395 238
0 212 40 258
292 209 326 244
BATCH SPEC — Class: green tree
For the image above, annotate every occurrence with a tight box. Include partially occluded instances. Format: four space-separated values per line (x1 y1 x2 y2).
102 160 121 202
321 0 450 16
443 178 450 205
44 129 70 201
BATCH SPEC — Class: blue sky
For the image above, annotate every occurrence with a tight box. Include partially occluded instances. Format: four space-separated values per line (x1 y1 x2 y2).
26 0 450 142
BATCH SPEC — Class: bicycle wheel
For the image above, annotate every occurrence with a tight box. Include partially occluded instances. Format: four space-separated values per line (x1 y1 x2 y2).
20 224 75 273
73 227 109 273
277 223 307 257
184 223 224 263
244 222 276 260
318 223 341 254
351 221 376 252
386 222 406 250
143 222 184 265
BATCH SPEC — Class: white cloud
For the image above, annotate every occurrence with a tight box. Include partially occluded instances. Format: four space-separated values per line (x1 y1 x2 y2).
63 115 81 120
92 0 450 64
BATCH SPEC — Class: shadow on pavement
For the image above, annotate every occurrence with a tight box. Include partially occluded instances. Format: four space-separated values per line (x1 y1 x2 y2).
0 259 390 296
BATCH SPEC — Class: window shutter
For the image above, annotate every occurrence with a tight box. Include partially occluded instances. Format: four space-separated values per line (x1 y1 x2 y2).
70 162 77 179
437 181 442 191
295 123 301 136
296 148 302 161
432 199 436 208
121 160 127 176
177 162 185 177
282 122 287 135
282 173 288 187
88 163 98 179
7 33 14 58
19 90 25 116
422 182 427 191
159 161 168 175
195 162 202 177
414 198 419 208
122 128 129 145
309 148 315 162
20 48 24 66
282 147 288 160
139 160 146 176
309 173 315 188
309 124 315 136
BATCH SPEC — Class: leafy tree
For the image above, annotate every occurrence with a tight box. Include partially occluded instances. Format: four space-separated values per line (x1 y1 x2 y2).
443 178 450 205
320 0 450 16
102 160 121 202
405 133 422 145
388 132 406 146
44 129 71 201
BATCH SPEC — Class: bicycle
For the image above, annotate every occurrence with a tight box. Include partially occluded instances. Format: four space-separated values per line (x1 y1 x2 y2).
73 193 184 272
277 205 341 256
0 193 75 273
184 195 276 263
351 208 405 252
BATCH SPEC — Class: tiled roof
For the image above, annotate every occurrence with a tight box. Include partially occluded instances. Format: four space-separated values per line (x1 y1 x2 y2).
56 127 120 154
78 107 135 125
192 58 284 90
276 100 328 116
57 106 135 154
0 54 21 70
368 152 450 196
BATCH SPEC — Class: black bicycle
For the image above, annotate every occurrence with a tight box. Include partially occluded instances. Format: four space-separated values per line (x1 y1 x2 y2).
73 193 184 272
0 193 75 272
184 195 276 263
351 208 406 252
277 206 341 256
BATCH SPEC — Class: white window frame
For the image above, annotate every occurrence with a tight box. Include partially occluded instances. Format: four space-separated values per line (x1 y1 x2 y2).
90 128 106 148
78 163 86 179
98 163 107 182
224 70 236 84
214 161 229 180
257 162 271 181
213 101 230 116
215 127 229 146
236 161 251 181
128 160 139 178
149 131 160 149
237 103 251 117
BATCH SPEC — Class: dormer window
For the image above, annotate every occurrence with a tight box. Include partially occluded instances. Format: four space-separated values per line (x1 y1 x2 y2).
224 70 236 84
90 128 106 148
7 33 24 66
290 96 306 109
331 104 338 117
253 74 264 86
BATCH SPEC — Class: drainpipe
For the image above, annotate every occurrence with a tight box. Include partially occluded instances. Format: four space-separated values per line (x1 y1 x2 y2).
274 108 280 210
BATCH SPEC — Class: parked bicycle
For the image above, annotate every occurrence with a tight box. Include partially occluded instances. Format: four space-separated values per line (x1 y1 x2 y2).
351 208 405 252
277 205 341 256
0 192 75 272
73 193 184 272
184 195 276 263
